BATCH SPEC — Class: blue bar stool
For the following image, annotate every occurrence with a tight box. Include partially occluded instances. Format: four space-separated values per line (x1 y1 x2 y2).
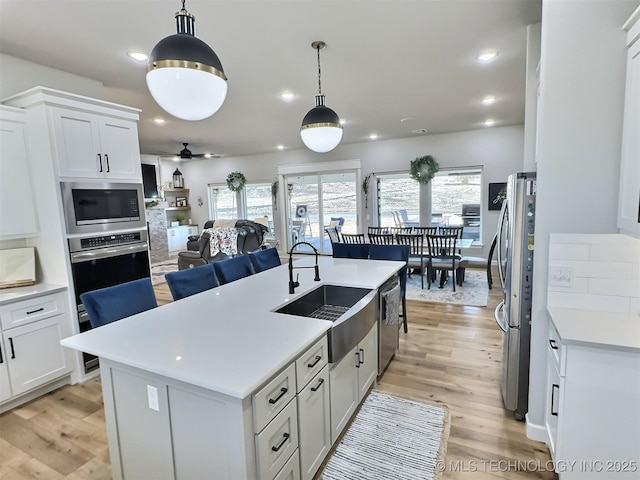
80 278 157 328
213 255 256 284
332 243 370 259
249 248 281 273
165 263 219 301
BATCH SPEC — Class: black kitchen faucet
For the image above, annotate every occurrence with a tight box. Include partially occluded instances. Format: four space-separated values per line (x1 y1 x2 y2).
288 241 321 294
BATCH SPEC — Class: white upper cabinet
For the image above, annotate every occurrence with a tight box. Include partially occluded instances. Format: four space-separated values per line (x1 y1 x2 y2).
618 7 640 236
0 106 38 238
51 107 142 181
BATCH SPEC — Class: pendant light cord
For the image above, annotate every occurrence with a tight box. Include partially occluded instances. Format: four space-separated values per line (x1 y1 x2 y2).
316 44 322 96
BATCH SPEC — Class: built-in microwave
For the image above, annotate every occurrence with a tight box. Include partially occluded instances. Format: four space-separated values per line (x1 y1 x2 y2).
61 181 146 234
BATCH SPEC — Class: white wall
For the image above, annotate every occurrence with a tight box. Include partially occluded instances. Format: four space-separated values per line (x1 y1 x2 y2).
527 0 637 440
523 23 541 172
0 54 104 101
174 125 525 258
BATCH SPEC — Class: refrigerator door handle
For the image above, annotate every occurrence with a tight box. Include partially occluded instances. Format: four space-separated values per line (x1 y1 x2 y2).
496 199 508 290
494 301 508 333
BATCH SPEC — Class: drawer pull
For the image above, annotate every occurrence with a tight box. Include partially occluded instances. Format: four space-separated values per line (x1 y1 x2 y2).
26 307 45 315
0 344 3 363
359 348 365 365
355 350 360 368
105 154 110 172
307 355 322 368
310 378 324 392
549 339 558 350
98 153 103 172
268 387 287 404
9 338 15 359
551 384 559 416
271 432 290 452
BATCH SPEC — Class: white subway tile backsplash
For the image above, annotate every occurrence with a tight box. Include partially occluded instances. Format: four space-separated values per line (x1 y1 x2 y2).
590 244 640 263
549 244 589 261
633 263 640 280
548 260 632 279
549 233 639 245
629 298 640 315
588 278 640 297
547 291 631 312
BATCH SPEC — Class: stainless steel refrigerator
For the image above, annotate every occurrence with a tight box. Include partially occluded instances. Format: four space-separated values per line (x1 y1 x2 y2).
494 172 536 420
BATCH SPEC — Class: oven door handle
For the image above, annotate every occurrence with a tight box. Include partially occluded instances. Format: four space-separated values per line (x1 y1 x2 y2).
70 242 149 263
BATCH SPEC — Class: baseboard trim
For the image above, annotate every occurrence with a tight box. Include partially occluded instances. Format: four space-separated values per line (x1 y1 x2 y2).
0 375 71 414
525 413 548 443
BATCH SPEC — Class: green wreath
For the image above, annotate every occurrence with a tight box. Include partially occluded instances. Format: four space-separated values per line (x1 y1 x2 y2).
226 171 246 192
410 155 439 184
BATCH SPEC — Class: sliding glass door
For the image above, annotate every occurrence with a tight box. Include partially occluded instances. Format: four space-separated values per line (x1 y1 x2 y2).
286 171 357 254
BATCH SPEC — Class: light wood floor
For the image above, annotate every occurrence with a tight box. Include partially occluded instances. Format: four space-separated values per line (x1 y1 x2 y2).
0 278 556 479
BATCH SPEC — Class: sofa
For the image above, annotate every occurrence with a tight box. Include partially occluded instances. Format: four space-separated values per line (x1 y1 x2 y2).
178 219 269 270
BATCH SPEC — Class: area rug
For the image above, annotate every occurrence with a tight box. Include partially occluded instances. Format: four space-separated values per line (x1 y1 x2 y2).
320 390 449 480
405 269 489 306
150 258 179 285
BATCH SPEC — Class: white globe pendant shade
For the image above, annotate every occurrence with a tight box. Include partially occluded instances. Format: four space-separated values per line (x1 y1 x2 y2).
146 2 227 121
300 123 343 153
146 67 227 121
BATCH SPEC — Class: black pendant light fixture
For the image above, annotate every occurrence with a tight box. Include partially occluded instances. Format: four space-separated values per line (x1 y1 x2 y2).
300 41 343 153
146 0 227 121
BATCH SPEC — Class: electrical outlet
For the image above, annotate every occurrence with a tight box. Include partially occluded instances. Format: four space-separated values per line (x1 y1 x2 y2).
549 266 574 287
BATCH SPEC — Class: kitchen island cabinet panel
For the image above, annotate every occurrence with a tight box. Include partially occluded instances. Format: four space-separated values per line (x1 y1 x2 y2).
0 333 12 403
298 365 330 480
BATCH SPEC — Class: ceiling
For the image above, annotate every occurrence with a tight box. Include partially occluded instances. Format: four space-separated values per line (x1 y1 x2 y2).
0 0 542 159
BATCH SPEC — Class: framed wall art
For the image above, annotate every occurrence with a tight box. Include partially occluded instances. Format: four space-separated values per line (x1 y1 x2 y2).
488 182 507 211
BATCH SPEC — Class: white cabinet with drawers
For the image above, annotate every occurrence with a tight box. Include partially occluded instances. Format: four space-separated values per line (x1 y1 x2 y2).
0 287 73 410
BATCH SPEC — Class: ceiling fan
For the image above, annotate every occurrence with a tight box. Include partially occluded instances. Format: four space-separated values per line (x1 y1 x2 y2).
158 143 220 160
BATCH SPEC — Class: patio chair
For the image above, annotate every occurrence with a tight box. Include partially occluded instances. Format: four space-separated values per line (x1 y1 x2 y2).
398 209 419 227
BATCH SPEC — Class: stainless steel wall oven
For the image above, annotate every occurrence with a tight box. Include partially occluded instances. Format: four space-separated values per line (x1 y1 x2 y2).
69 230 150 373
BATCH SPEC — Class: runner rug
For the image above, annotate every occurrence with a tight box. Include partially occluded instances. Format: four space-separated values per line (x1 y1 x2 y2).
320 390 449 480
405 269 489 306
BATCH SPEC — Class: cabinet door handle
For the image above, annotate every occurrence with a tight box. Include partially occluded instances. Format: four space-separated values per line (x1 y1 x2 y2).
359 348 365 365
355 350 360 368
549 339 558 350
105 154 110 172
268 387 287 404
97 153 103 172
9 338 15 359
307 355 321 368
551 384 559 416
26 307 44 315
271 432 290 452
310 378 324 392
0 344 3 363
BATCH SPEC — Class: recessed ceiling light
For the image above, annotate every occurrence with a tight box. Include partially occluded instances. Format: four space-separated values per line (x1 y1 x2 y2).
277 144 285 150
153 117 166 124
484 119 496 127
481 95 497 105
411 129 428 134
400 117 416 123
476 49 498 63
369 133 378 140
280 91 295 101
127 50 148 62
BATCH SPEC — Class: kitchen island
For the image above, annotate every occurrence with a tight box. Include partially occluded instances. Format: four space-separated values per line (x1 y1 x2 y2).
61 256 403 480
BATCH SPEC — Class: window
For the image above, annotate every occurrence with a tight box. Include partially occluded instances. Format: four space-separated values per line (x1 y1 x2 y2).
208 185 239 220
430 168 482 243
244 182 274 232
376 173 420 228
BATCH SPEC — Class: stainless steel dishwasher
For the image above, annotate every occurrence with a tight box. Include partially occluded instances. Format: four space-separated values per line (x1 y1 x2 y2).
378 274 400 376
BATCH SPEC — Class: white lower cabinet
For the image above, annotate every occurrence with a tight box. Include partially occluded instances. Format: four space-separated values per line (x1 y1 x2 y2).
329 323 378 444
0 290 72 406
544 322 640 479
167 225 198 252
298 365 331 480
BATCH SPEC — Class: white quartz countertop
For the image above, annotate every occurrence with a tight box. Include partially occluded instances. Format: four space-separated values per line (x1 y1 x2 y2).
0 282 67 305
547 307 640 351
61 256 403 399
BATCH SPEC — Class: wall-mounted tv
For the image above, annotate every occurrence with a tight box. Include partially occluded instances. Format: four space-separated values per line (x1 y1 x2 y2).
141 164 158 199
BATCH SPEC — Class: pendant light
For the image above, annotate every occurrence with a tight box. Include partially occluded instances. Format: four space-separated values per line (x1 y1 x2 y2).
146 0 227 121
300 41 343 153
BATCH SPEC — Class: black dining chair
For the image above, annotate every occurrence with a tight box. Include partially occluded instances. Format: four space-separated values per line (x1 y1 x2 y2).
369 244 410 333
368 233 395 245
165 263 220 301
395 233 425 289
80 278 158 328
426 234 461 291
341 233 366 244
413 226 438 238
325 227 342 244
439 226 464 256
332 243 370 259
367 226 390 234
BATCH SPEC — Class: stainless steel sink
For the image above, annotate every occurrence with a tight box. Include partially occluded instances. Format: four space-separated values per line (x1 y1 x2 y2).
275 284 378 363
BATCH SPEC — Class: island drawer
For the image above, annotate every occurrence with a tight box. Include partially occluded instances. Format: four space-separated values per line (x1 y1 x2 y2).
0 291 67 331
253 363 296 433
273 449 300 480
547 321 562 371
255 399 299 480
295 336 328 393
